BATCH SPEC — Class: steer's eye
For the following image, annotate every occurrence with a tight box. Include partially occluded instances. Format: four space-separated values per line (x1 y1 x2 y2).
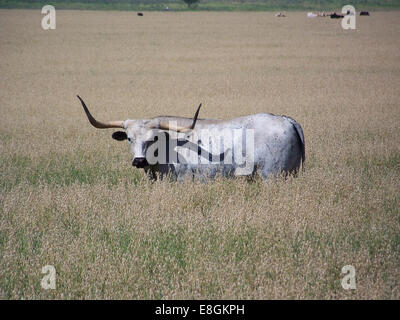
128 137 131 142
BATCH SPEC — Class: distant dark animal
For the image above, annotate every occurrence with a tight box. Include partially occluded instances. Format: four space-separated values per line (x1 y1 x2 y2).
330 13 344 19
137 12 143 16
360 11 370 16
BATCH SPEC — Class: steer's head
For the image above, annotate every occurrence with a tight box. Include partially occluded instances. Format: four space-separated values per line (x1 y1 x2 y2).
77 96 201 168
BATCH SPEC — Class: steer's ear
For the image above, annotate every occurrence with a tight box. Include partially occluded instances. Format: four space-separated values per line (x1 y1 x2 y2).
112 131 128 141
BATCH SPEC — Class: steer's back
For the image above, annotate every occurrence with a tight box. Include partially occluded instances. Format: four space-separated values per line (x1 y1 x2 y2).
221 113 303 175
160 113 305 178
195 113 304 175
250 113 305 176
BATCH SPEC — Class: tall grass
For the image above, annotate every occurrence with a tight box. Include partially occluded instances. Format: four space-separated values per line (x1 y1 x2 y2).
0 10 399 299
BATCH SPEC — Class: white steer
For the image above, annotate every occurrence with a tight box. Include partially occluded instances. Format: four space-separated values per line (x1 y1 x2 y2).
78 96 305 181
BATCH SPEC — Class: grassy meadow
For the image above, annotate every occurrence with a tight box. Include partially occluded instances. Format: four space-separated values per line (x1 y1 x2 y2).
1 0 400 11
0 10 399 299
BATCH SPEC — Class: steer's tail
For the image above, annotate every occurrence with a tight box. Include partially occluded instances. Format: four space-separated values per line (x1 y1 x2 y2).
283 116 305 168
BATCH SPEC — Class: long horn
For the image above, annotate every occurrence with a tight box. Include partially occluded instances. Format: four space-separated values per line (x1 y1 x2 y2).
77 95 124 129
158 103 202 133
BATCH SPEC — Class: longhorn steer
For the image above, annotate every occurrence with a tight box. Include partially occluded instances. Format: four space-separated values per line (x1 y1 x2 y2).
78 96 305 181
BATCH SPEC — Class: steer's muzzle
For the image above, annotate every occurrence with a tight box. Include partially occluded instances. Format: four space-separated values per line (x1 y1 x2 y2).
132 157 149 168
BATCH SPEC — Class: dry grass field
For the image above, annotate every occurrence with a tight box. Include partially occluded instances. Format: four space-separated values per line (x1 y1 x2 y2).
0 9 399 299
